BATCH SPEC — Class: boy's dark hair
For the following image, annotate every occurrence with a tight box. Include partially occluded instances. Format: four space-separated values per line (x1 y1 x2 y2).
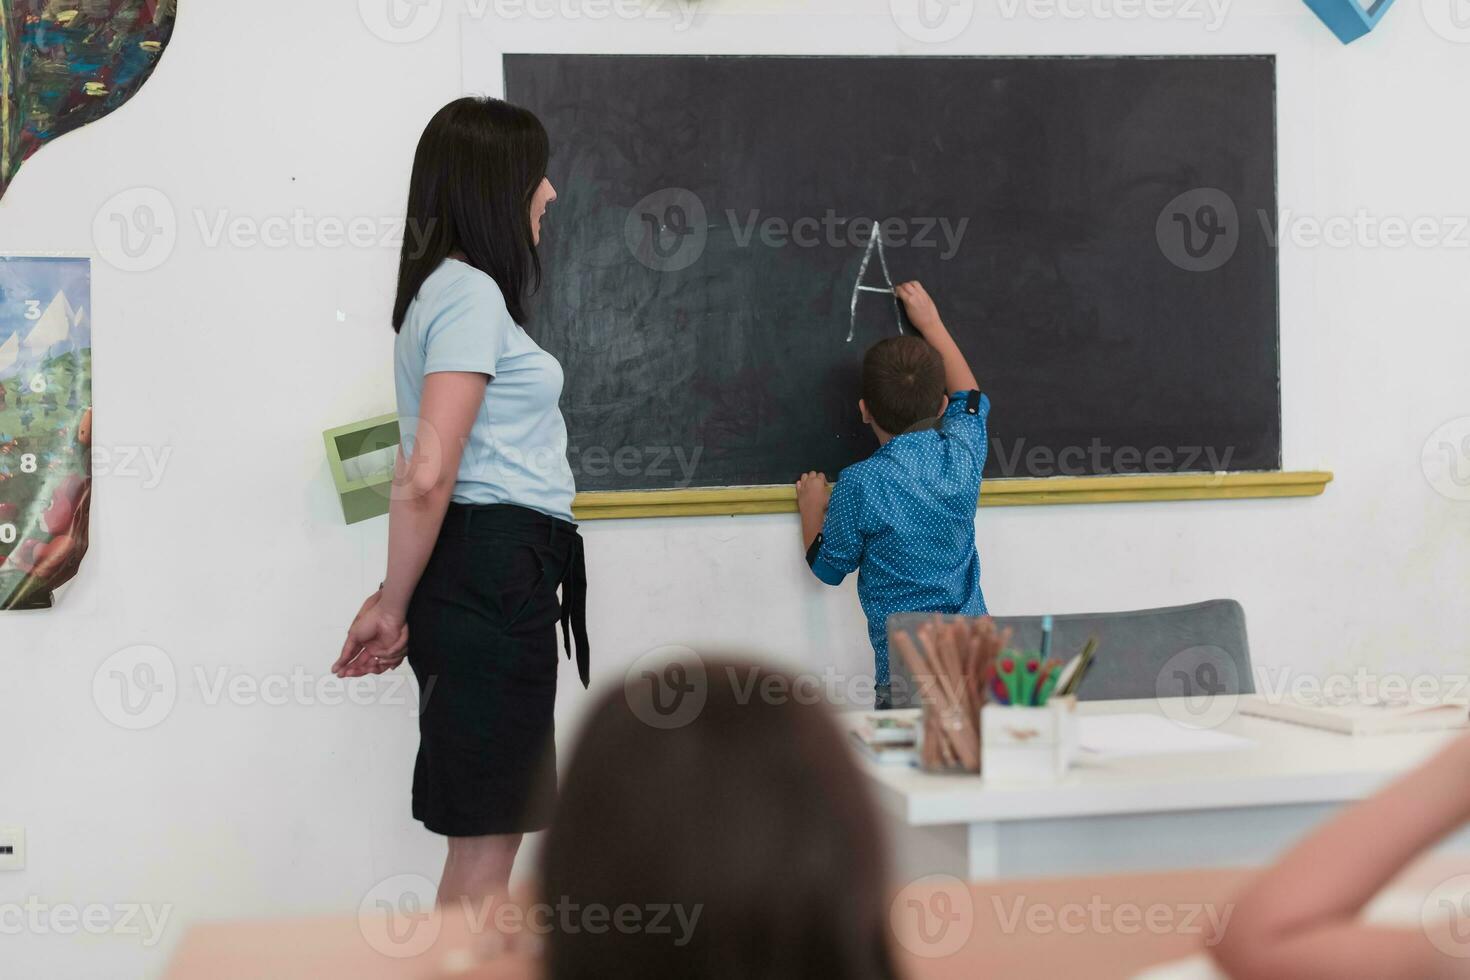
862 336 946 435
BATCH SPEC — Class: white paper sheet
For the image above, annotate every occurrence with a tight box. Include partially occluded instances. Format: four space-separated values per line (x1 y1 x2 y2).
1078 714 1255 758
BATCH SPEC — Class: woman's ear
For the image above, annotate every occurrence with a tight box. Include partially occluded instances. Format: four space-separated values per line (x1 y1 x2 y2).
859 399 874 425
937 394 950 417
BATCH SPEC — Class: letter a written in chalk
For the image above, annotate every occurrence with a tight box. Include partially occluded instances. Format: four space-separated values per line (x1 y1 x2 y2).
848 224 904 343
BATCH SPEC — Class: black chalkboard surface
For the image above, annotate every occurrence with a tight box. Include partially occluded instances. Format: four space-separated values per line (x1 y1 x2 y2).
505 55 1280 493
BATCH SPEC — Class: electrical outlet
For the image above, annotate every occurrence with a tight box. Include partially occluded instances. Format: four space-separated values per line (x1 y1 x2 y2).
0 828 25 871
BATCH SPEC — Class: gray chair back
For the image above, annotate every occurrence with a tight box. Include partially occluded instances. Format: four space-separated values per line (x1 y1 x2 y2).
886 600 1254 708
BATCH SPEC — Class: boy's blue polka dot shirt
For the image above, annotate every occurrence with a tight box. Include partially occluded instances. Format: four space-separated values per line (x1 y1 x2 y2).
807 390 990 688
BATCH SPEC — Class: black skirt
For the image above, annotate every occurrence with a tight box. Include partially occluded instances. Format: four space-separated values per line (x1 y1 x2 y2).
406 503 589 837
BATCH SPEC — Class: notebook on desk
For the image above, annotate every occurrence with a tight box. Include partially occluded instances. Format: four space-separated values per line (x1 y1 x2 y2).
1238 693 1470 736
848 709 920 766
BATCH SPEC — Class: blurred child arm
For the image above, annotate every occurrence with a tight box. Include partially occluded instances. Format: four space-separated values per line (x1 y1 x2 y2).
1211 732 1470 980
896 281 978 393
797 471 864 586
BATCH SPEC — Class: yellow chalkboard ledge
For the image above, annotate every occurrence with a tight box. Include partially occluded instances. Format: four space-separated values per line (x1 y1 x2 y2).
571 471 1334 521
323 416 1330 523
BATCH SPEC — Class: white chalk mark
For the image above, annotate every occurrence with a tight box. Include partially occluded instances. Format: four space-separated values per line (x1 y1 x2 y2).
847 224 905 343
847 229 877 341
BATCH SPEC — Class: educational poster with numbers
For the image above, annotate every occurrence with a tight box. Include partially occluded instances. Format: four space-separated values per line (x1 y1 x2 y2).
0 256 91 610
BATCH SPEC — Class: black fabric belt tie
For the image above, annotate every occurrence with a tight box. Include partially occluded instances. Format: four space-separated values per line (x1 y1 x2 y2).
452 502 591 690
559 528 591 689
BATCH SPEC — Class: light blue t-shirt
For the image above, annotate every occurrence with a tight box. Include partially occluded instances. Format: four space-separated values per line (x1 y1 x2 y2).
394 258 577 523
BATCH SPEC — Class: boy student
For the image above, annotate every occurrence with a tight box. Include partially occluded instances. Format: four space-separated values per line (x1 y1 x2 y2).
798 281 990 709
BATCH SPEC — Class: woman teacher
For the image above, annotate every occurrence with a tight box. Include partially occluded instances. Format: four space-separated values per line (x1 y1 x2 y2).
332 96 589 905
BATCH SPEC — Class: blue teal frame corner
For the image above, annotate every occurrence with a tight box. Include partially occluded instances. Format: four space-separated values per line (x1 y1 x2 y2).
1303 0 1397 43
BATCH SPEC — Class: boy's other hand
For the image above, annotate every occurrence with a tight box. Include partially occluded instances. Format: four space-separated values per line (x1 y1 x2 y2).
796 471 830 515
896 281 944 335
797 472 830 551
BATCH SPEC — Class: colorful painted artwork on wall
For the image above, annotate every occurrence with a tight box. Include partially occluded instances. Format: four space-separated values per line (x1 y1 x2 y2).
0 0 176 200
0 257 90 610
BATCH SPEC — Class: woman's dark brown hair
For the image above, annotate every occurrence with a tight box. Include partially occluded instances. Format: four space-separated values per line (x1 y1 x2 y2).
540 658 899 980
391 96 549 330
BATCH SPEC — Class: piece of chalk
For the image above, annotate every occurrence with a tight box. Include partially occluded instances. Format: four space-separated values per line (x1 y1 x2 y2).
857 286 895 294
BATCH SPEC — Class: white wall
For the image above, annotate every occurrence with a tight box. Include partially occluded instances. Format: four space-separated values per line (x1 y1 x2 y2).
2 1 1469 976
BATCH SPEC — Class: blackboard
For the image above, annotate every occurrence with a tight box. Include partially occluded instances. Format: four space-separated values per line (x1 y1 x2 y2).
505 55 1281 493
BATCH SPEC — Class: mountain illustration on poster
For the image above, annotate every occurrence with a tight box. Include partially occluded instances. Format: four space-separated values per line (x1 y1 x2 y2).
0 256 92 610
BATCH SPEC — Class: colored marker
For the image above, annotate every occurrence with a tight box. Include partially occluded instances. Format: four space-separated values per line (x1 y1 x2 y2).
1018 659 1041 706
1040 615 1054 662
1035 662 1062 706
998 657 1022 706
1060 637 1100 697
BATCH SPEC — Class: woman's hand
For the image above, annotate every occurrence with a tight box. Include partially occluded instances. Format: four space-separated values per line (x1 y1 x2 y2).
333 590 409 678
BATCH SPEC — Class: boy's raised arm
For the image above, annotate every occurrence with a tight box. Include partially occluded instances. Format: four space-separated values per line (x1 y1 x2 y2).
896 281 978 394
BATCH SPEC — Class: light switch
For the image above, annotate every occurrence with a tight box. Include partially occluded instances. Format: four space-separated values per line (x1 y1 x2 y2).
0 828 25 871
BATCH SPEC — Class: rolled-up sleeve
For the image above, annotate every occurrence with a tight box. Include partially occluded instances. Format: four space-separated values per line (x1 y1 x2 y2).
807 474 864 586
943 389 991 464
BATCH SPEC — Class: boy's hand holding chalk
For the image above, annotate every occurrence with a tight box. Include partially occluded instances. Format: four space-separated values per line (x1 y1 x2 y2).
894 281 979 393
894 281 943 333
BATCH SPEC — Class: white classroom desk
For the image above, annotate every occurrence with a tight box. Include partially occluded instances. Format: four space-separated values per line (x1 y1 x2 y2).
855 698 1470 881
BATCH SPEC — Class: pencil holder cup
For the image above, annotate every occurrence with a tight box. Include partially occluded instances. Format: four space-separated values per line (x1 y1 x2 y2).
981 696 1078 782
914 699 982 774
